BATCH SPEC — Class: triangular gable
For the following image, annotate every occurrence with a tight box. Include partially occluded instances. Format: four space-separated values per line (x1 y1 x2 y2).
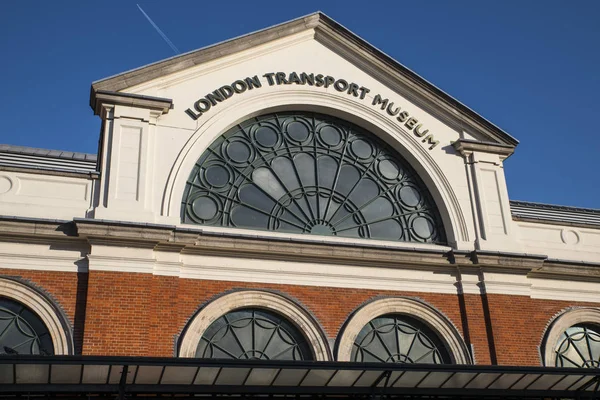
89 12 518 147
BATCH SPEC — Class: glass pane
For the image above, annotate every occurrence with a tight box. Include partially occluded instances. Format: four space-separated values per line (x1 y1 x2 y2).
441 372 479 389
353 370 384 387
134 365 163 384
161 366 198 384
51 364 82 384
196 308 312 361
194 367 220 385
465 373 501 389
0 297 54 356
300 369 335 386
16 364 48 384
555 324 600 368
182 112 446 244
327 370 363 387
418 371 454 388
81 365 110 384
272 369 308 386
244 368 279 386
0 364 13 384
214 367 250 385
351 314 450 364
487 373 524 390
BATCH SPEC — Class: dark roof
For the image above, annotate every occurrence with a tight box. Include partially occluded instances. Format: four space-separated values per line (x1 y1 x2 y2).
0 144 97 162
90 12 518 147
510 200 600 228
0 144 98 174
1 355 599 398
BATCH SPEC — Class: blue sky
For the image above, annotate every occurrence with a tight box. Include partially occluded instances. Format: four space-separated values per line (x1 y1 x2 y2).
0 1 598 208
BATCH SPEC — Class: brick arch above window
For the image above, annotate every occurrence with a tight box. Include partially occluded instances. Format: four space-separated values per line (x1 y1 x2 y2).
335 297 471 364
0 277 73 355
542 307 600 367
178 290 332 361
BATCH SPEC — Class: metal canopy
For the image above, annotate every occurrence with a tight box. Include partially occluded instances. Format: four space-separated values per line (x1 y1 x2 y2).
0 356 599 399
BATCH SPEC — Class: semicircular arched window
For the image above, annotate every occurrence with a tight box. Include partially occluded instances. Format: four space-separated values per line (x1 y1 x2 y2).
0 297 54 355
555 324 600 368
351 314 450 364
182 112 445 243
196 308 313 360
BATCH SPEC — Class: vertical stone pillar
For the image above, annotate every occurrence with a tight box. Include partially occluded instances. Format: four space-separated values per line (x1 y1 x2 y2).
453 139 519 252
91 92 172 223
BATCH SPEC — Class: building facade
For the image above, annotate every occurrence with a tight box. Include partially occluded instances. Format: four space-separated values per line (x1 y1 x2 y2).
0 12 599 398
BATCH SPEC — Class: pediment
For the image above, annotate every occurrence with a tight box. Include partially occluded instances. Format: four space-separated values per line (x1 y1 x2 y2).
90 12 517 148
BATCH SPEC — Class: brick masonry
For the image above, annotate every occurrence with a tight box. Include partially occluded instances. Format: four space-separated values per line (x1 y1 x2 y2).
0 268 597 365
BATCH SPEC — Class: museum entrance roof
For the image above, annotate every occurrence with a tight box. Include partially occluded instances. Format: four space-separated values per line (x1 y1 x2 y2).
1 355 599 399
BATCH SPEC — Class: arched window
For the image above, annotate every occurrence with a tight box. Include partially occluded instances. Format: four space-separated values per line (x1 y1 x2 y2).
197 308 312 360
178 291 331 360
542 308 600 368
351 314 450 364
0 297 54 355
554 325 600 368
182 112 445 244
336 298 470 364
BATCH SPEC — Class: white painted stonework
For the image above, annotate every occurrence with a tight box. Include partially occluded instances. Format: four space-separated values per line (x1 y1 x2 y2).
0 170 93 220
0 14 598 304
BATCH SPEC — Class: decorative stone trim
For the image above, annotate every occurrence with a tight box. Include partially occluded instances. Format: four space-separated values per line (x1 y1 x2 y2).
336 297 471 364
178 290 331 360
0 277 73 355
541 307 600 366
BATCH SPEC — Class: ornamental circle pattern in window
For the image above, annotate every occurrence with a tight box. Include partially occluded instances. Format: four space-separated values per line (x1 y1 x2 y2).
336 297 471 364
197 308 313 360
351 314 450 364
182 112 446 244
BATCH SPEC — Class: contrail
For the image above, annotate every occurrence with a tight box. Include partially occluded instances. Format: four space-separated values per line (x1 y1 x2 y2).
136 4 180 55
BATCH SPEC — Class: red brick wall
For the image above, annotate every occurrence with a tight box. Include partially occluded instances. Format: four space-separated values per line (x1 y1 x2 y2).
1 268 597 366
485 294 598 366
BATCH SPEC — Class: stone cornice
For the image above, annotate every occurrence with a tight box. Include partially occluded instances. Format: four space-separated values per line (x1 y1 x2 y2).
91 90 173 116
452 139 515 159
0 216 598 280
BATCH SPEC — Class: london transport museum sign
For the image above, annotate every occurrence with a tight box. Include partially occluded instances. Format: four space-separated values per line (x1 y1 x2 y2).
185 72 440 150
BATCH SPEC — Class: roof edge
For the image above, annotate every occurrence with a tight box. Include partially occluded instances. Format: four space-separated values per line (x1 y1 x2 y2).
89 11 518 146
91 90 173 115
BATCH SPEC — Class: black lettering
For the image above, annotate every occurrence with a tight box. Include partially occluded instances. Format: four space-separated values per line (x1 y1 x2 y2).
347 83 359 97
358 87 370 100
300 72 315 86
232 80 247 94
405 117 418 130
397 111 409 123
288 72 302 84
334 79 348 92
372 94 389 110
219 85 234 99
315 74 325 87
422 135 439 150
386 102 400 116
324 75 335 88
206 90 224 106
414 124 429 138
275 72 288 85
246 75 262 89
185 108 201 120
263 73 276 86
194 98 211 113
